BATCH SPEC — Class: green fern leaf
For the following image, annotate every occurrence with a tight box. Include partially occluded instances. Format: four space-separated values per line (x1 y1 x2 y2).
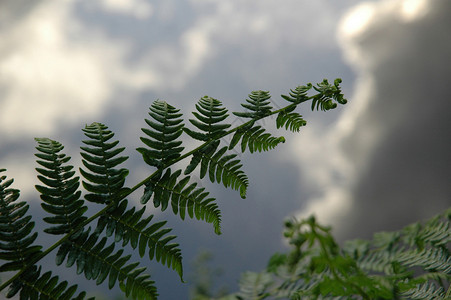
34 138 88 235
207 148 248 198
401 282 445 299
419 217 451 246
142 169 222 235
137 100 184 168
229 125 285 153
7 265 88 300
184 96 231 142
276 112 307 132
93 199 184 280
80 122 129 205
281 83 312 104
56 228 158 299
358 246 406 274
233 90 273 119
236 271 273 300
398 247 451 273
184 140 248 198
0 169 42 273
311 79 347 112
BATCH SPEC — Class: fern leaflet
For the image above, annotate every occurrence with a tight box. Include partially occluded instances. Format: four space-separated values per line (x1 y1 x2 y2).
35 138 88 235
137 100 184 168
276 112 307 132
185 140 248 198
236 271 273 300
398 247 451 273
141 169 222 234
229 125 285 153
418 216 451 247
401 282 445 299
233 90 273 119
184 96 231 142
281 83 312 104
0 169 42 273
7 265 89 300
56 228 158 299
80 122 129 205
311 79 347 111
94 199 184 279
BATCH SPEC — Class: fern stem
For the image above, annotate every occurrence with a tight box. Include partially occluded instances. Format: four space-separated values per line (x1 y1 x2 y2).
311 224 371 300
0 99 306 293
130 102 297 194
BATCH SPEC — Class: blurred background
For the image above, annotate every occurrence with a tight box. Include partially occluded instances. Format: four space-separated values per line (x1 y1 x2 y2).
0 0 450 298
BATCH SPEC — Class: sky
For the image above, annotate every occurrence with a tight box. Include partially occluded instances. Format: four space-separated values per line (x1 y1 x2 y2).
0 0 450 298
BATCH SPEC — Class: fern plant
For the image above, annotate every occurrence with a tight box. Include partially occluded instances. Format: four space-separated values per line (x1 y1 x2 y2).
0 79 347 299
226 209 450 300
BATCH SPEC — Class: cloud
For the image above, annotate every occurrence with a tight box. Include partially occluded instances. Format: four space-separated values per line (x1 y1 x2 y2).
132 0 354 92
0 0 159 140
0 0 360 141
96 0 153 19
294 0 451 240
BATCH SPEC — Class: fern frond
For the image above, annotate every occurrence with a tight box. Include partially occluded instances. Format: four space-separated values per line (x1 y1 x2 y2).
0 169 42 273
311 79 347 111
281 84 312 104
413 270 450 284
141 169 222 235
357 246 406 274
184 96 231 142
420 218 451 247
185 140 248 198
34 138 87 235
56 228 158 299
398 247 451 273
229 125 285 153
400 282 445 299
184 141 249 197
236 271 273 300
276 112 307 133
80 122 129 205
7 265 88 300
137 100 184 168
372 231 401 250
94 200 184 280
233 90 273 119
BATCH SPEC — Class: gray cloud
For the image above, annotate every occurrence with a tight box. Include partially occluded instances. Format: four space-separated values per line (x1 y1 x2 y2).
296 0 451 240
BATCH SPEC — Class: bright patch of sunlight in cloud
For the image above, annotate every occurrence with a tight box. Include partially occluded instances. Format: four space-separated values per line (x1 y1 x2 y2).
400 0 429 22
340 2 375 39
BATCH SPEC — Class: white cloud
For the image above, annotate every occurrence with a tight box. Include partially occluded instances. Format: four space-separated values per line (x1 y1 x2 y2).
340 3 375 41
338 0 430 68
0 0 156 139
400 0 429 21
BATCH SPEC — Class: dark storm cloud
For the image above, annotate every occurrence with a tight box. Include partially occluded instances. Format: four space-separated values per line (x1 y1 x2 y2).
299 0 450 240
340 0 451 239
